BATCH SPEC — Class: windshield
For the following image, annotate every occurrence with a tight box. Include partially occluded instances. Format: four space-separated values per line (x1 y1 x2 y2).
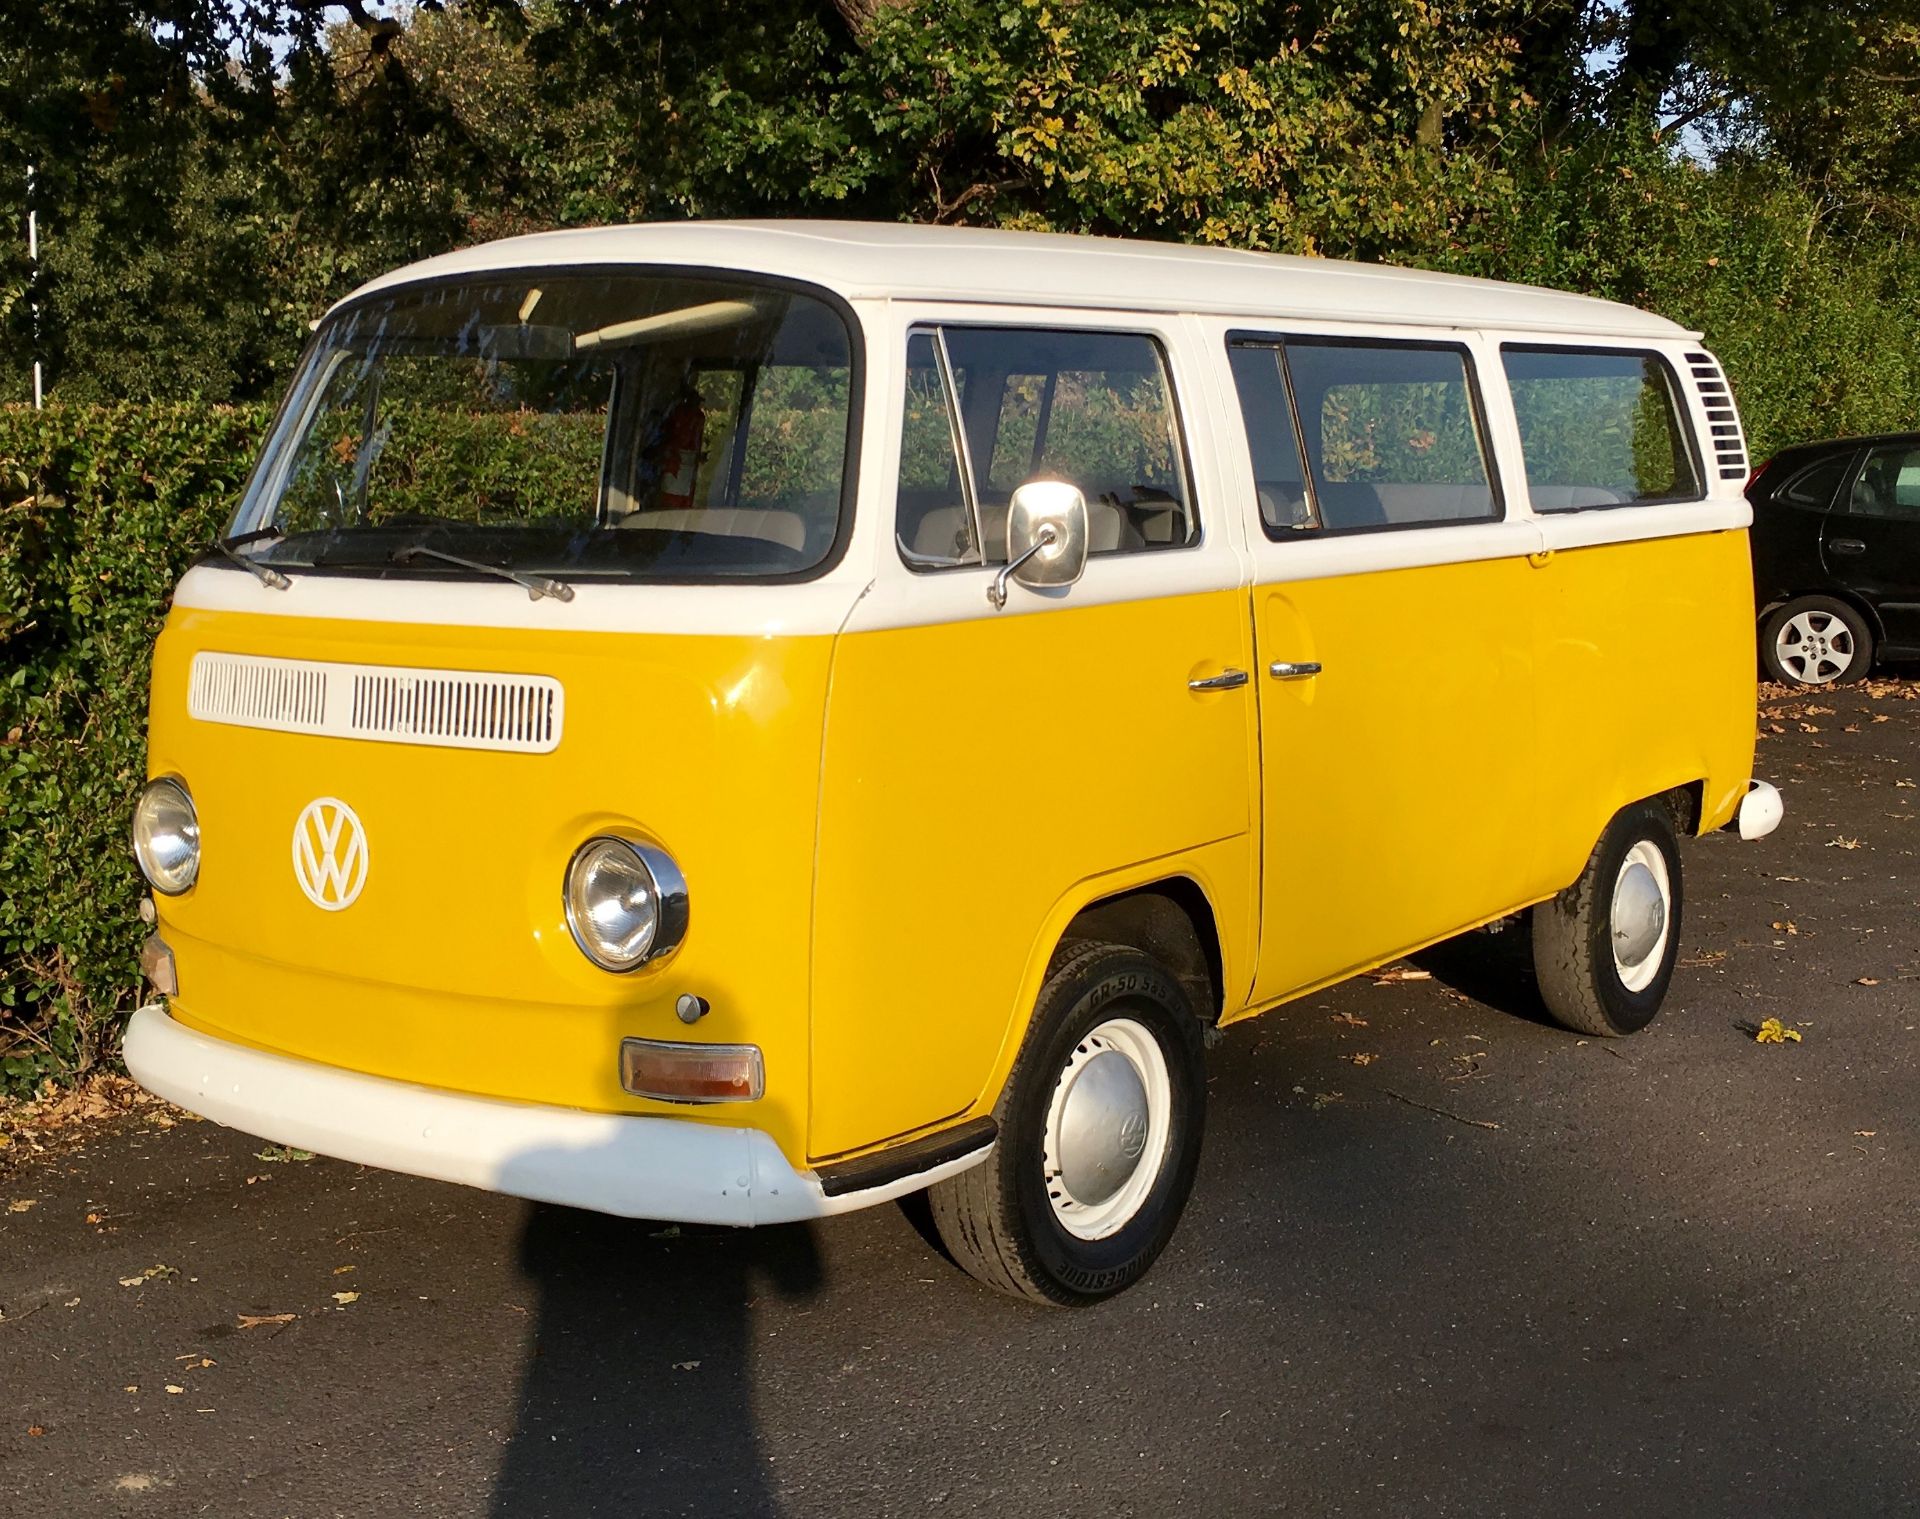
226 272 856 582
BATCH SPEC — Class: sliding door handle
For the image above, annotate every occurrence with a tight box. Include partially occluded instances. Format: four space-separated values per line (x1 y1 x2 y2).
1188 668 1250 692
1269 660 1323 680
1829 538 1867 556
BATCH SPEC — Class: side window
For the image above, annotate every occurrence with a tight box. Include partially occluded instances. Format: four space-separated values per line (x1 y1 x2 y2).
1283 339 1498 531
1778 454 1853 510
1850 445 1920 520
1502 346 1701 509
1226 343 1315 534
894 325 1196 569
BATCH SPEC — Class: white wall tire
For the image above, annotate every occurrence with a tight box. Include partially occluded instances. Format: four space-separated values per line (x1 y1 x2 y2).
1532 802 1684 1038
926 942 1206 1306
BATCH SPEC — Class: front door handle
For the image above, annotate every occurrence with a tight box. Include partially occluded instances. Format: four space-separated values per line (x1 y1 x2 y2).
1269 660 1323 680
1188 668 1250 692
1829 538 1867 555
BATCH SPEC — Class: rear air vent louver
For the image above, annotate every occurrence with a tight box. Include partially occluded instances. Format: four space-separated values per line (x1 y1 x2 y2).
188 653 563 754
1685 351 1750 482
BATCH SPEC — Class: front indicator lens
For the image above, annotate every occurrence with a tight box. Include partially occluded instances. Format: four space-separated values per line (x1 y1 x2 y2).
620 1038 764 1103
132 777 200 895
564 835 689 971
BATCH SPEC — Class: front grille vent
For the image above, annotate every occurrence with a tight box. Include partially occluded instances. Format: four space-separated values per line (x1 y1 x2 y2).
188 653 563 754
1685 351 1750 482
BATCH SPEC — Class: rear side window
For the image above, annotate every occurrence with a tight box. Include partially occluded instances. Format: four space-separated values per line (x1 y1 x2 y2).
895 326 1196 568
1502 347 1701 509
1776 454 1854 510
1851 444 1920 520
1227 336 1499 533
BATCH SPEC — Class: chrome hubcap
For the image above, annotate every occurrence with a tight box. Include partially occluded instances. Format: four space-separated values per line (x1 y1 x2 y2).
1611 861 1666 969
1777 610 1854 685
1610 841 1673 993
1054 1051 1149 1206
1042 1018 1173 1241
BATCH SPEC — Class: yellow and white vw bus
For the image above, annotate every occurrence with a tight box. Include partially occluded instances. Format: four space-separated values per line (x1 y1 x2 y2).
125 222 1782 1304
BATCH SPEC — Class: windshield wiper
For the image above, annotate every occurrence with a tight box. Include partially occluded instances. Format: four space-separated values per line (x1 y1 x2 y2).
214 537 291 590
222 526 286 550
391 544 575 602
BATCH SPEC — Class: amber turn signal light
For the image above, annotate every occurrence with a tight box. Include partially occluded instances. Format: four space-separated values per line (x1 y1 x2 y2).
619 1038 764 1104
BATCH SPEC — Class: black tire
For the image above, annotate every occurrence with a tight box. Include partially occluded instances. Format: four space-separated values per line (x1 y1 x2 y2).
1760 595 1873 686
926 942 1206 1306
1531 801 1684 1038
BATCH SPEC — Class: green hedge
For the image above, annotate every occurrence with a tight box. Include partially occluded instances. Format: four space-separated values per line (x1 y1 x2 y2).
0 404 268 1096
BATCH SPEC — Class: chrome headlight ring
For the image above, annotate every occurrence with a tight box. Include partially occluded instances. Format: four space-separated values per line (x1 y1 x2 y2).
563 834 689 972
132 775 201 896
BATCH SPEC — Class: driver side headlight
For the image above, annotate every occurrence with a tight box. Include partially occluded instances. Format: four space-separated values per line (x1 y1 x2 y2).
564 835 689 972
133 776 200 896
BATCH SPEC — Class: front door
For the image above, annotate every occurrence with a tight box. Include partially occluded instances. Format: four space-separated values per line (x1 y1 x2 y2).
808 313 1258 1158
1223 332 1543 1005
1829 442 1920 653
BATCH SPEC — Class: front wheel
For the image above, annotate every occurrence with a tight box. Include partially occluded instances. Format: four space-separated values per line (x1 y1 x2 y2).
926 942 1206 1306
1531 802 1684 1038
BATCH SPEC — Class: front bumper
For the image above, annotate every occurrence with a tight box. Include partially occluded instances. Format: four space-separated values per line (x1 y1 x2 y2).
123 1005 983 1227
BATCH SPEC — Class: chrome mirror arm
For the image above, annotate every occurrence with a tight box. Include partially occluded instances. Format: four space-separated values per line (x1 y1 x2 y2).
987 525 1058 610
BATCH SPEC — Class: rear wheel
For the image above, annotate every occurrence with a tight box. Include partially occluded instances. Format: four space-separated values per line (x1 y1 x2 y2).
926 942 1206 1306
1532 802 1684 1038
1761 596 1872 686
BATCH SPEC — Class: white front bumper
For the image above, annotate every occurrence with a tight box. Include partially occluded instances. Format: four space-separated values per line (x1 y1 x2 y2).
123 1005 975 1227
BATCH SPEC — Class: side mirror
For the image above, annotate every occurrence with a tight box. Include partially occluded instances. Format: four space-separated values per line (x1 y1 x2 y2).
990 479 1088 609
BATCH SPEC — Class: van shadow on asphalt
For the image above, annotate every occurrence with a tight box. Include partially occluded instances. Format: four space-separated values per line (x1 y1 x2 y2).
489 1196 822 1519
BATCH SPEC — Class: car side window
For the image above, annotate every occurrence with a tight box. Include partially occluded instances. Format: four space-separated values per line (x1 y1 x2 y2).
1501 346 1701 508
1778 454 1854 510
894 325 1196 570
1850 445 1920 521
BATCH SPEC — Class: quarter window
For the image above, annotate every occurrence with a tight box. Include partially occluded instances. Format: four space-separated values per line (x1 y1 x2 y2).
1502 346 1701 508
895 326 1195 568
1850 445 1920 520
1777 454 1853 510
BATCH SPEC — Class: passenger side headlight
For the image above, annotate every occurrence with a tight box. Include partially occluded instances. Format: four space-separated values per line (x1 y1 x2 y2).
564 836 689 972
133 777 200 896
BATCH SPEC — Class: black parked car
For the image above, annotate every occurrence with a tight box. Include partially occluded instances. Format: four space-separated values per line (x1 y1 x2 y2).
1748 432 1920 685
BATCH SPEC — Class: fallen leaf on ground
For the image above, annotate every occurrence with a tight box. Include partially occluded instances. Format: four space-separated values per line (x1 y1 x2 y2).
7 1199 35 1213
1331 1011 1368 1028
1754 1017 1804 1044
118 1264 176 1288
331 1291 359 1306
1370 967 1433 985
27 1425 44 1437
1311 1091 1344 1110
1855 1130 1877 1138
1856 977 1881 987
164 1386 183 1396
1343 1052 1378 1066
236 1313 296 1330
331 1265 354 1275
1828 837 1862 850
254 1146 314 1164
672 1360 701 1371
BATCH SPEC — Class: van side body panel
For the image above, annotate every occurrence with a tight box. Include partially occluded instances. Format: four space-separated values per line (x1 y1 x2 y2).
807 587 1258 1160
1529 526 1757 863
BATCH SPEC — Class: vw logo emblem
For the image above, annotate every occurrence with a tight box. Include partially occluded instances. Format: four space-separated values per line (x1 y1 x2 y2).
291 797 370 911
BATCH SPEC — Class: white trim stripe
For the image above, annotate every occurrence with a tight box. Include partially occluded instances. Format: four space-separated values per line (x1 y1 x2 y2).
189 651 564 753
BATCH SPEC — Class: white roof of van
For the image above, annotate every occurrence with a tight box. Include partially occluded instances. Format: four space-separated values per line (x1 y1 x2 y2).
343 220 1694 341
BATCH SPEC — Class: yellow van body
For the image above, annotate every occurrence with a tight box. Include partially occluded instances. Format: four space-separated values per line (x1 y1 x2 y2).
126 222 1775 1230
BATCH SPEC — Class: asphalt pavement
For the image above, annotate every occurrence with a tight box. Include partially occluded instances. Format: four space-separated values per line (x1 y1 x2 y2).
4 679 1917 1518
